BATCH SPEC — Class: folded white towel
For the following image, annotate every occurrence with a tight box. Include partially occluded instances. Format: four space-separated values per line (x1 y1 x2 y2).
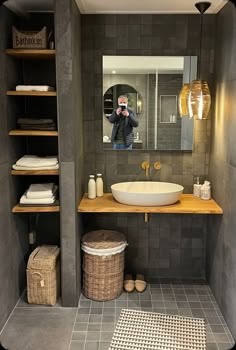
16 155 58 168
27 184 58 199
12 164 59 170
16 85 55 92
20 192 56 205
26 183 56 199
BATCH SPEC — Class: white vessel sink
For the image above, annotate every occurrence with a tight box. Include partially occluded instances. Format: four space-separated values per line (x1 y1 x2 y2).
111 181 184 206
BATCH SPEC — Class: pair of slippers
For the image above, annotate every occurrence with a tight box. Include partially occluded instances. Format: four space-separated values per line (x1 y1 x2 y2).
124 273 147 293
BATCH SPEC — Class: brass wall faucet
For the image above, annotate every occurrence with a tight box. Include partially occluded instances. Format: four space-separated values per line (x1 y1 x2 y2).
141 161 150 176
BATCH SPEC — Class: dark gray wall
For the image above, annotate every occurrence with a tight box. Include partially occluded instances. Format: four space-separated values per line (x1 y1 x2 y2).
0 6 28 330
55 0 83 306
81 14 215 279
82 14 215 194
83 213 207 279
207 2 236 339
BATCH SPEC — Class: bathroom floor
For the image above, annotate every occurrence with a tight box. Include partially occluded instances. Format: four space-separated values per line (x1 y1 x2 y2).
0 280 234 350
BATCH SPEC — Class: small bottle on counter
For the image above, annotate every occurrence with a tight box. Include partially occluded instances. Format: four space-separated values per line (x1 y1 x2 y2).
200 180 211 200
193 177 201 197
88 175 96 199
96 173 104 197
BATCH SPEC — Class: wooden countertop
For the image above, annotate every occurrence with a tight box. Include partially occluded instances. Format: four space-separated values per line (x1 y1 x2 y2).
78 193 223 214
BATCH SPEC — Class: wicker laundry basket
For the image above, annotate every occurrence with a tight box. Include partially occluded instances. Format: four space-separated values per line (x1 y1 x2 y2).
82 230 127 301
27 245 60 305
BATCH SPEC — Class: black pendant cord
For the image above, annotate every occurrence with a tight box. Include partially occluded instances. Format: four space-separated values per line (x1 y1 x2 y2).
197 12 203 80
195 2 211 80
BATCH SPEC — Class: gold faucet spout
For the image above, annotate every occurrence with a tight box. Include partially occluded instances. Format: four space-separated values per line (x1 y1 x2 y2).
141 161 150 176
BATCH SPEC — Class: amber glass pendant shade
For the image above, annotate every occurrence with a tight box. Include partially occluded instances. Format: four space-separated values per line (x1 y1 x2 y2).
178 83 190 117
188 80 211 120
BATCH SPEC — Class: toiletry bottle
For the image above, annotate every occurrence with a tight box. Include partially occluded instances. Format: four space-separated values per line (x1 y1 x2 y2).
88 175 96 199
193 177 201 197
96 173 104 197
200 181 211 200
136 132 139 141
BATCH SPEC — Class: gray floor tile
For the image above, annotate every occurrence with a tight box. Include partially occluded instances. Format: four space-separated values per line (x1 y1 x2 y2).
100 331 113 342
0 308 76 350
88 323 101 331
207 332 215 343
74 322 88 331
72 332 87 341
206 343 218 350
69 341 84 350
84 342 99 350
217 344 233 350
211 325 227 334
101 323 114 331
90 308 102 315
76 314 90 322
86 331 100 341
213 333 230 343
207 316 222 325
99 342 110 350
89 315 102 323
78 307 90 314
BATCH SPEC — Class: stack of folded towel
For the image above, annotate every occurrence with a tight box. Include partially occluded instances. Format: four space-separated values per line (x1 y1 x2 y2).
20 183 58 206
16 85 55 92
12 155 59 171
17 118 57 131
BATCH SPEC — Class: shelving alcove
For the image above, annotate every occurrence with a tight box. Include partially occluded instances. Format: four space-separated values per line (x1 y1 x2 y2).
6 47 59 214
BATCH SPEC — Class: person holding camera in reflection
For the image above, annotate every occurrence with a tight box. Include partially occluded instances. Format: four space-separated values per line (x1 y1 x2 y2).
109 95 139 150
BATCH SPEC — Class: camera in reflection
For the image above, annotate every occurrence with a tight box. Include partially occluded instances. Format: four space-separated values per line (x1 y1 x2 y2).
119 103 127 111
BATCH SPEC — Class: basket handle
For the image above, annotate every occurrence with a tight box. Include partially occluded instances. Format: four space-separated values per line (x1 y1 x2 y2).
31 272 45 287
28 247 41 266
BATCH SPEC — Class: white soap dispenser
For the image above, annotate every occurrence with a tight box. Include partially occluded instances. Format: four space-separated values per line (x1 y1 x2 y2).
193 177 201 197
96 173 104 197
200 180 211 200
88 175 96 199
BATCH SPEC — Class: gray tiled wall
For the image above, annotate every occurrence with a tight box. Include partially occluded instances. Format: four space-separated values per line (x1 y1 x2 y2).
81 14 216 279
207 2 236 339
81 14 215 192
83 213 207 279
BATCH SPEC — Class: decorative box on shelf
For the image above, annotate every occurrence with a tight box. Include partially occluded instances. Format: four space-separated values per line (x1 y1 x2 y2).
12 26 48 49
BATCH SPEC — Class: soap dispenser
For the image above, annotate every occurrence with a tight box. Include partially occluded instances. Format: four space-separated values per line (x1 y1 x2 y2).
200 181 211 200
88 175 96 199
96 173 104 197
193 177 201 197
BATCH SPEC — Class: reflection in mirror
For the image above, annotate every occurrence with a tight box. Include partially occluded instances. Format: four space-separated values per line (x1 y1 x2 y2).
103 56 197 151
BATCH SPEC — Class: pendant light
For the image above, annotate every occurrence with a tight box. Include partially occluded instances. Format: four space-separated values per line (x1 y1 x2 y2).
188 2 211 120
178 56 192 118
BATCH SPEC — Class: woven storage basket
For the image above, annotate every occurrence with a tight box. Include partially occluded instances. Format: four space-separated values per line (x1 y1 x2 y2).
12 26 47 49
82 230 127 301
27 245 60 305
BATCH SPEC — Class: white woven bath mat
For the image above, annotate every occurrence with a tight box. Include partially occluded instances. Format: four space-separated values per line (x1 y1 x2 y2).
109 309 206 350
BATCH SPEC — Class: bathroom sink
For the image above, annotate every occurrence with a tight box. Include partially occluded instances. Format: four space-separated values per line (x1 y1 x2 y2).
111 181 184 206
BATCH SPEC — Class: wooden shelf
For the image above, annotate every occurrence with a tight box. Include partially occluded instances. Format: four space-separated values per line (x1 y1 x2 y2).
78 193 223 214
7 91 57 96
11 169 59 176
12 204 60 213
5 49 56 59
9 130 58 137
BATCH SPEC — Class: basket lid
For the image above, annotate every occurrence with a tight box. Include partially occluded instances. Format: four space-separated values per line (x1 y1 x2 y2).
82 230 126 250
27 245 60 270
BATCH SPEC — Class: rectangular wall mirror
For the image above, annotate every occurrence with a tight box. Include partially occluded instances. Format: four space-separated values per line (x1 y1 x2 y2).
103 56 197 151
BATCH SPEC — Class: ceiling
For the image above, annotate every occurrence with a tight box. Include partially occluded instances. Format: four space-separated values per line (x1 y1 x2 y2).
75 0 227 14
3 0 228 14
